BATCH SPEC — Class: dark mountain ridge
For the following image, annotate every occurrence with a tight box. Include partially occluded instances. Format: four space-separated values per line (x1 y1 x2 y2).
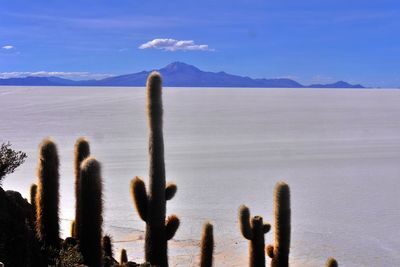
0 62 365 88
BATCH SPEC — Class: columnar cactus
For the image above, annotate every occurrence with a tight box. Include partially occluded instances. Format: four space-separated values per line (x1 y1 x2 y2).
200 222 214 267
36 138 60 249
78 157 103 267
326 257 338 267
239 205 271 267
130 72 179 267
120 249 128 264
29 183 37 209
103 235 113 258
74 137 90 239
266 182 291 267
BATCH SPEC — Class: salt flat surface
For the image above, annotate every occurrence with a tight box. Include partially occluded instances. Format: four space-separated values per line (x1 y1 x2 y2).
1 86 400 266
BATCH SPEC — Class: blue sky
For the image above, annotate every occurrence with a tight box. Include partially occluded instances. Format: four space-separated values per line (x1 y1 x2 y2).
0 0 399 87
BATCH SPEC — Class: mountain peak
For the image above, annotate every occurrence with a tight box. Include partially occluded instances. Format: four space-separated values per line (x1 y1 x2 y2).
161 61 200 72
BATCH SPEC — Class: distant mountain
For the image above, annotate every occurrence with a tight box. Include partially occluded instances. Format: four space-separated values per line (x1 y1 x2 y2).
0 62 365 88
308 81 364 89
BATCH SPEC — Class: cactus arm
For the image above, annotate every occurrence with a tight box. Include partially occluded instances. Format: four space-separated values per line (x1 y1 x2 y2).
165 214 180 240
165 182 177 201
266 245 274 258
326 257 338 267
131 177 148 222
263 223 271 234
238 205 253 240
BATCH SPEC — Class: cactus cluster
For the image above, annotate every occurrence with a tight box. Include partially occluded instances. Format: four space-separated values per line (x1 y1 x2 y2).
22 72 340 267
130 72 180 267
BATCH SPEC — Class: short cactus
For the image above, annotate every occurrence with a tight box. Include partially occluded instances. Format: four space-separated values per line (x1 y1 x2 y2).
239 205 270 267
78 157 103 267
35 138 60 249
267 182 291 267
103 235 113 258
120 249 128 264
70 220 76 238
74 137 90 240
326 257 338 267
29 183 37 209
130 72 179 267
200 222 214 267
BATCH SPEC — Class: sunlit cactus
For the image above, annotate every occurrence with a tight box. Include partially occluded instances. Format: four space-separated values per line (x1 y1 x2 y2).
120 249 128 264
267 182 291 267
74 137 90 240
200 222 214 267
130 72 179 267
35 138 60 249
78 157 103 267
70 220 76 238
103 235 113 258
239 205 270 267
326 257 338 267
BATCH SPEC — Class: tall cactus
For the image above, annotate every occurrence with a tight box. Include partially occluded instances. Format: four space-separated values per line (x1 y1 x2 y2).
78 157 103 267
239 205 271 267
36 138 60 249
200 222 214 267
266 182 291 267
130 72 179 267
326 257 338 267
74 137 90 240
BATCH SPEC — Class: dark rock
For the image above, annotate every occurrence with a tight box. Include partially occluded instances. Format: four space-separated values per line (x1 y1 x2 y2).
0 187 42 266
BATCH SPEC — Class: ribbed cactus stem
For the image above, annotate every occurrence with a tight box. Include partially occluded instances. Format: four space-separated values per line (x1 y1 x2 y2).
36 138 60 249
200 222 214 267
130 72 179 267
74 137 90 240
120 249 128 264
326 257 338 267
239 205 270 267
268 182 291 267
78 157 103 267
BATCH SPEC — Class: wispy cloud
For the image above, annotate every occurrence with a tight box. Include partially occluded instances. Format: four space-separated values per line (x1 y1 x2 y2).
139 38 214 52
2 45 14 50
0 71 113 80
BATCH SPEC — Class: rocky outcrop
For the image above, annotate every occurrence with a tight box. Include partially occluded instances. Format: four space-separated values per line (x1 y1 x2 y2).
0 187 41 266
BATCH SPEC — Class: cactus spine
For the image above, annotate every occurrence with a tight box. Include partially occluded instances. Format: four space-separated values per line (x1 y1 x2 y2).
74 137 90 239
267 182 291 267
239 205 271 267
326 257 338 267
35 138 60 249
78 157 103 267
120 249 128 264
200 222 214 267
131 72 179 267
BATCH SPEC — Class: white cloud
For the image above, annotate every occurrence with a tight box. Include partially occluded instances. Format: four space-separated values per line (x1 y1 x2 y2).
139 38 214 52
0 71 113 80
2 45 14 50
